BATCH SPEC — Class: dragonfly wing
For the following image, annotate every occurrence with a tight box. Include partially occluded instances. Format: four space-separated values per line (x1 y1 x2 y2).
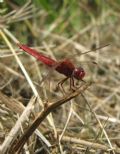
66 44 110 61
39 60 68 85
39 59 75 85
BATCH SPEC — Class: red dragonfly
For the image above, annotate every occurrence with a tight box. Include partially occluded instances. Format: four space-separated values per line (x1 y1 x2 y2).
17 43 109 92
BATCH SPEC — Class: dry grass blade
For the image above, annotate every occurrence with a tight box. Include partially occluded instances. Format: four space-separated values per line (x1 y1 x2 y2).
0 91 24 114
0 92 51 154
0 62 24 79
81 94 116 154
0 29 40 98
1 28 57 143
9 82 91 153
0 96 36 154
61 136 120 153
0 1 40 25
0 1 120 153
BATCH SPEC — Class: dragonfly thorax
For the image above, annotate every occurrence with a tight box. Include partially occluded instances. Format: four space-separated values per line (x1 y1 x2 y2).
73 67 85 80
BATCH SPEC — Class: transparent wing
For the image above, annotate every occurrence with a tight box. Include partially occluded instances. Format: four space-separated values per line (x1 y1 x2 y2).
39 60 66 85
66 44 110 61
65 44 110 66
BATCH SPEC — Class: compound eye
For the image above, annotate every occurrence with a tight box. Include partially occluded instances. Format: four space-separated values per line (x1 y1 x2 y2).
80 70 85 78
73 67 85 80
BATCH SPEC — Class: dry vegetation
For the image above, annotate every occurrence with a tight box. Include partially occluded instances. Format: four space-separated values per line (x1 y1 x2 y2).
0 1 120 154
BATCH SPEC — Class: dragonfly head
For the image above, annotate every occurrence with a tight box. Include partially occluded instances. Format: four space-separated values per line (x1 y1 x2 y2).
73 67 85 80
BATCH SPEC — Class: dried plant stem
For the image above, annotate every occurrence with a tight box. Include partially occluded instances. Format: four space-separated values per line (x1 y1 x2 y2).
10 82 91 153
61 136 120 153
0 96 36 154
81 93 116 154
0 92 51 154
0 29 39 98
0 29 56 132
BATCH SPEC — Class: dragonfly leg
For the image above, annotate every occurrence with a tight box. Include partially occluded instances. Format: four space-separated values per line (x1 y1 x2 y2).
70 77 86 91
80 79 86 83
70 77 77 91
57 77 69 94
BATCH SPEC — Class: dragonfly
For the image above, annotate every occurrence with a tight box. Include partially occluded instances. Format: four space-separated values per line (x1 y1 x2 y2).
17 43 109 93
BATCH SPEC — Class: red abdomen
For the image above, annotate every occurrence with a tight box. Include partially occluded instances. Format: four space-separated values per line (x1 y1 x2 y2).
18 44 56 67
18 44 75 78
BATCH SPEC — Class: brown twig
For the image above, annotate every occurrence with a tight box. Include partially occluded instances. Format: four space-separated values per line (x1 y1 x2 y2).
10 82 91 153
0 92 51 153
